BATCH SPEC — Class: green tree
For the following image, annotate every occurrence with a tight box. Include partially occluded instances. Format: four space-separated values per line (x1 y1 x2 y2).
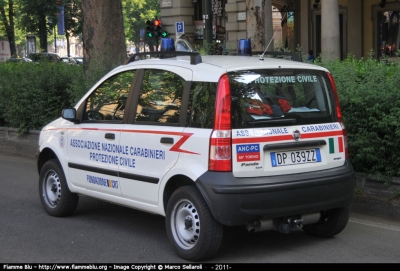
63 0 82 56
0 0 16 56
122 0 159 51
19 0 60 52
1 0 64 57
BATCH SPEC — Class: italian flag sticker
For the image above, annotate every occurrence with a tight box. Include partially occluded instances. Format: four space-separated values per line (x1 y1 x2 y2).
329 137 344 154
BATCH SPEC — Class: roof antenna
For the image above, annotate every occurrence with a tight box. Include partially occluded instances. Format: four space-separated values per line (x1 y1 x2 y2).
259 12 288 61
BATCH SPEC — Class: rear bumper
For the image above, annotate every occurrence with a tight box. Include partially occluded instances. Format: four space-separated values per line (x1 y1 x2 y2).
195 161 355 226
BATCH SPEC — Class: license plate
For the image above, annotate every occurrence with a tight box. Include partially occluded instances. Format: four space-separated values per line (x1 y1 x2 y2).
270 148 322 167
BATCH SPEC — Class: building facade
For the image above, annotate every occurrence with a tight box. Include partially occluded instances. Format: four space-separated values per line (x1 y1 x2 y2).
160 0 400 60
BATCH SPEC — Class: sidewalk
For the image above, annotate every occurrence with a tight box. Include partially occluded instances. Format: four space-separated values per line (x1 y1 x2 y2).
1 126 399 221
352 173 400 220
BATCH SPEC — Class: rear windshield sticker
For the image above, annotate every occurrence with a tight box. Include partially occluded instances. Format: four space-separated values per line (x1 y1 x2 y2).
236 144 261 162
254 75 318 84
236 128 289 137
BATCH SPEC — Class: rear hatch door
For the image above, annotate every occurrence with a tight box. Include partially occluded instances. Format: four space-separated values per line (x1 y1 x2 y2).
228 69 346 178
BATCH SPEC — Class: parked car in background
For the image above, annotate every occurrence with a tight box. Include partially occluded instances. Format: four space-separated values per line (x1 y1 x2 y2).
29 52 61 63
61 57 78 65
73 57 83 65
6 57 33 63
175 37 196 52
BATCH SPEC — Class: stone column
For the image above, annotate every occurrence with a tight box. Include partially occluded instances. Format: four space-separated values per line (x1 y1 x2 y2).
264 0 274 50
347 0 362 59
299 0 310 55
321 0 340 60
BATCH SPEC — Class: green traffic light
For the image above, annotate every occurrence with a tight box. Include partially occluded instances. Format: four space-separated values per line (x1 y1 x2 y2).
146 32 153 38
161 31 168 37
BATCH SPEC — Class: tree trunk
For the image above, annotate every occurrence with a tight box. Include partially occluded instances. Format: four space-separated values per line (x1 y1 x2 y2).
0 0 17 57
82 0 127 83
39 7 48 52
66 32 70 57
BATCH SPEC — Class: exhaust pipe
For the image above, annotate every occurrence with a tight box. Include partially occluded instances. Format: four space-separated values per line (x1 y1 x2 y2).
245 213 321 233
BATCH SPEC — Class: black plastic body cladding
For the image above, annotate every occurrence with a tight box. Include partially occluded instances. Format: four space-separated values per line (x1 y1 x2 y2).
195 161 355 226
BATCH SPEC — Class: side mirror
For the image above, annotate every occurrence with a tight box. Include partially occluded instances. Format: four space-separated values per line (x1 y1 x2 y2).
62 108 78 123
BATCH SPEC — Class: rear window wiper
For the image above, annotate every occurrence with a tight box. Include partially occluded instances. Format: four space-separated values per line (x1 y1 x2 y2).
248 118 296 125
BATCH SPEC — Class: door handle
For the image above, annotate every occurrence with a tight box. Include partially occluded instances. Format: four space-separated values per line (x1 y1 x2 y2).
105 133 115 139
160 137 174 144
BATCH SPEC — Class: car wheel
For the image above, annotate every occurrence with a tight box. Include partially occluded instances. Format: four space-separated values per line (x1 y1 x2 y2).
302 207 350 238
39 159 79 217
166 185 223 261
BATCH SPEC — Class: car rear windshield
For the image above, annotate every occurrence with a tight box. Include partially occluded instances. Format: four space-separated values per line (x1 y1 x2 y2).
228 69 337 129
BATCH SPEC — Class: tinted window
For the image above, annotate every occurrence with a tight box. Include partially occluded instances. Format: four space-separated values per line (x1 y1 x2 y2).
187 82 217 129
83 70 135 122
228 69 336 129
135 70 184 124
176 40 191 52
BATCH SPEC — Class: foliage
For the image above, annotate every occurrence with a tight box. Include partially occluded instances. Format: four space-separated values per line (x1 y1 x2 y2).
317 54 400 178
0 0 17 56
194 40 218 55
0 1 28 50
18 0 61 50
63 0 82 38
3 0 82 53
18 0 59 32
0 61 85 133
122 0 160 45
354 187 364 195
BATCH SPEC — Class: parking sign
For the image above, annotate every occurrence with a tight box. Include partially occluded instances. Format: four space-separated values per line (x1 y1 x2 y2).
176 21 184 39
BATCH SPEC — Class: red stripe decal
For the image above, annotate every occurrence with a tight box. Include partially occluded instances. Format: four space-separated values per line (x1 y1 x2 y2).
232 130 343 144
113 129 200 155
51 128 199 155
338 137 344 153
169 133 199 155
48 128 123 132
121 129 183 136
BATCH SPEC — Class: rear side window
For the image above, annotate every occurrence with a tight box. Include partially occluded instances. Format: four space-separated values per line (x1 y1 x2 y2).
135 69 184 124
228 69 336 129
187 82 217 128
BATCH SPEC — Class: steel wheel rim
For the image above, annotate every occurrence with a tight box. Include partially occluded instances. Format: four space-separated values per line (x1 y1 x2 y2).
170 199 200 250
42 170 61 208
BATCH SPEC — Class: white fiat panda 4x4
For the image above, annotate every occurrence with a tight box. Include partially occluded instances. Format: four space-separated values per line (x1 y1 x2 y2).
37 39 355 261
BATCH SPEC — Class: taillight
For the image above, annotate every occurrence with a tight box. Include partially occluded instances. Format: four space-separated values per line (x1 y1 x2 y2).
327 72 348 159
209 74 232 171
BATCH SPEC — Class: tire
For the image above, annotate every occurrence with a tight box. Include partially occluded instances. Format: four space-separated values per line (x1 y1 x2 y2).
39 159 79 217
302 207 350 238
165 185 223 261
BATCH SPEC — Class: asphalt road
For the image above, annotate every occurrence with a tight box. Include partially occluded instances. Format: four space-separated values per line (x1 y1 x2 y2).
1 151 400 264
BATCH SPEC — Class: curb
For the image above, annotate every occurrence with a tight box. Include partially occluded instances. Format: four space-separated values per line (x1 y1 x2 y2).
0 127 39 158
352 172 400 220
352 194 400 220
1 126 399 221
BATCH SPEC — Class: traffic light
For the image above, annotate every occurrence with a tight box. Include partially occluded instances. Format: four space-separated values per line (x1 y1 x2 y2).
153 19 162 38
145 19 168 39
145 20 154 38
161 31 169 38
154 19 161 27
